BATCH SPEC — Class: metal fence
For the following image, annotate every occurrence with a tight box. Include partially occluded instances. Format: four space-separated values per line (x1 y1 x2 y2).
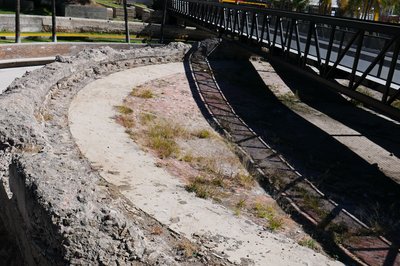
169 0 400 120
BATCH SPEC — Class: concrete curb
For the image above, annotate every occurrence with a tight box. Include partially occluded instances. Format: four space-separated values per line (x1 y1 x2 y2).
0 57 55 69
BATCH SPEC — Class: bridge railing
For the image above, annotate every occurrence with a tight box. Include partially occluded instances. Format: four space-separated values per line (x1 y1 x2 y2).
169 0 400 119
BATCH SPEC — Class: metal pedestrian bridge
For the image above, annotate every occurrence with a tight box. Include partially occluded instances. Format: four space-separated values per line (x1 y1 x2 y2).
168 0 400 120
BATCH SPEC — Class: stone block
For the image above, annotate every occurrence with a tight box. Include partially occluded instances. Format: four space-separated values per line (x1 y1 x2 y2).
113 7 136 20
65 4 109 20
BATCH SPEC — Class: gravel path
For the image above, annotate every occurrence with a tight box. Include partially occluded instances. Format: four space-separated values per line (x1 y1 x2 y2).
69 63 342 266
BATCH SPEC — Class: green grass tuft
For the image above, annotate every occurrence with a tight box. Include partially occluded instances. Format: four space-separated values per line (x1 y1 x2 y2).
194 129 211 139
298 237 319 250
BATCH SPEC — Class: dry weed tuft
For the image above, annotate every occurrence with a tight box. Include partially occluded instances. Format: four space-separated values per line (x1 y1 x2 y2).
131 88 154 99
114 105 133 114
115 115 134 128
176 239 197 258
185 176 225 200
233 173 255 189
193 129 211 139
139 112 156 125
298 237 319 251
253 201 284 231
150 225 163 235
145 120 188 158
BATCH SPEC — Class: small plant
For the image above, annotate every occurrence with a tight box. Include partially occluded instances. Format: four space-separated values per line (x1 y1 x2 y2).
392 99 400 109
185 176 225 200
298 237 318 251
148 136 179 158
233 173 255 189
146 121 188 158
115 115 134 128
176 239 197 258
194 129 211 139
186 176 211 199
125 129 135 140
267 215 284 231
234 198 247 216
236 198 246 209
298 188 326 218
139 112 156 125
328 222 349 244
148 121 188 140
234 208 241 216
114 105 133 114
20 144 42 153
44 113 53 121
150 225 163 235
279 92 299 107
181 153 194 163
131 88 154 99
211 176 225 188
253 202 275 219
253 202 284 231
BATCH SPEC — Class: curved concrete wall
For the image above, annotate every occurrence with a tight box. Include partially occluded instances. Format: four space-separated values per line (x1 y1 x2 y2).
0 43 190 265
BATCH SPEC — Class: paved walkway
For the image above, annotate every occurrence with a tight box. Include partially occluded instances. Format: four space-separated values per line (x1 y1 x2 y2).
68 63 342 266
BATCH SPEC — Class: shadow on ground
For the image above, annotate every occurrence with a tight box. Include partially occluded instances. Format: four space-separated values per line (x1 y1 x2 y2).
185 39 400 265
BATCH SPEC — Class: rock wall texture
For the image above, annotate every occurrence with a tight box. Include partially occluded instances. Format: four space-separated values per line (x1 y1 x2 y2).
0 43 191 265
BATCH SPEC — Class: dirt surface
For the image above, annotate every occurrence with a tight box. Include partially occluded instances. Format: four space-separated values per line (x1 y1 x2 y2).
200 40 400 265
120 73 312 240
69 61 342 265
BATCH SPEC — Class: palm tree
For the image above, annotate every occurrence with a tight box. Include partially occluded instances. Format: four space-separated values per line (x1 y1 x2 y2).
319 0 332 15
380 0 397 16
292 0 310 11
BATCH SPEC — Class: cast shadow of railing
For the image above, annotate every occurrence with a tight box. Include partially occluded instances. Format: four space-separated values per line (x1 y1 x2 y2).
184 40 400 265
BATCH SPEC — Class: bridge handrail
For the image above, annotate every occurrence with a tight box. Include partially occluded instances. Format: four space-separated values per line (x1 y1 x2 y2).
174 0 400 35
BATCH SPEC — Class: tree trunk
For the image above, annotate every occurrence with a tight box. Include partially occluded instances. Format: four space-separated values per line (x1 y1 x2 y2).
52 0 57 42
123 0 130 43
15 0 21 43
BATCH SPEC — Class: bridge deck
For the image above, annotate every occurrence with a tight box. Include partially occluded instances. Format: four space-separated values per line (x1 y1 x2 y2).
169 0 400 120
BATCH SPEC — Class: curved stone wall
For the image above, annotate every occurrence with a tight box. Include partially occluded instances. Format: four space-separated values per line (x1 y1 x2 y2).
0 43 190 265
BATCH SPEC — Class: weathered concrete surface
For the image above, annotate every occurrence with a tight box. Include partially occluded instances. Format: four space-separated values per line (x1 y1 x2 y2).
0 66 42 93
0 44 194 265
68 63 342 265
65 5 112 20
